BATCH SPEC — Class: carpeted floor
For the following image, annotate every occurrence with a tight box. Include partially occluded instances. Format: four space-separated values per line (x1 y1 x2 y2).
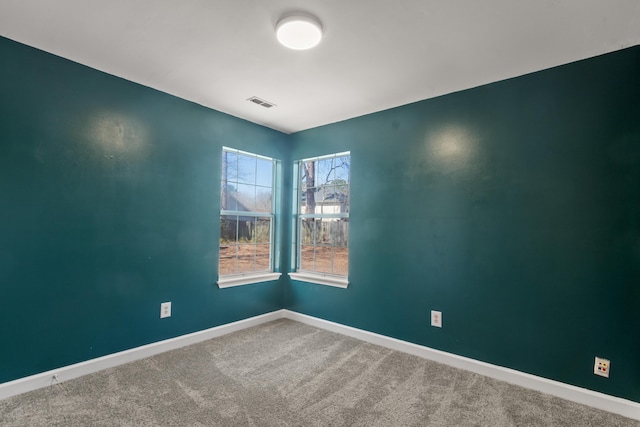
1 319 638 426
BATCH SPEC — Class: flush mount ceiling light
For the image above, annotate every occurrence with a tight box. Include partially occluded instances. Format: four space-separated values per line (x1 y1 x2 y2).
276 13 323 50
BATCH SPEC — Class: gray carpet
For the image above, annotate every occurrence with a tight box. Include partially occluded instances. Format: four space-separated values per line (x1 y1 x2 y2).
1 319 637 426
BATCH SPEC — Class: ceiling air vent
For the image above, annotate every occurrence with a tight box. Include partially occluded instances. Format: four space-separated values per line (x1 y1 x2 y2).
247 96 276 108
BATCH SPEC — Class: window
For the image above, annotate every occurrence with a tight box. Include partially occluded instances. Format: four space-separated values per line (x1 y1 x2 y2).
218 147 280 288
290 152 350 288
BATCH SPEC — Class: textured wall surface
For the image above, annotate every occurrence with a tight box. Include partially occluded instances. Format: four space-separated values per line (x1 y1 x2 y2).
286 46 640 402
1 34 638 403
0 37 288 384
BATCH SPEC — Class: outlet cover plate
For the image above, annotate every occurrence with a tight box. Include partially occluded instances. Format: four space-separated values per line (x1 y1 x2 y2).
160 302 171 319
594 357 610 378
431 310 442 328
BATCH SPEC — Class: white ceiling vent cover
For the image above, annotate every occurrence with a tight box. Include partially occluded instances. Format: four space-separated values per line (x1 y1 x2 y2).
247 96 276 108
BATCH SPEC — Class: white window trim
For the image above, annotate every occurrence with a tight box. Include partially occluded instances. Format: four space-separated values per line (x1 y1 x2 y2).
289 272 349 289
217 272 282 289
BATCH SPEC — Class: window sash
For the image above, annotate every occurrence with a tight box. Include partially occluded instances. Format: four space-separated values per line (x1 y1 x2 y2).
296 217 349 276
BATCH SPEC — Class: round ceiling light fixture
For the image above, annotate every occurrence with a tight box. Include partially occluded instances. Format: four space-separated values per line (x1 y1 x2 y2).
276 13 323 50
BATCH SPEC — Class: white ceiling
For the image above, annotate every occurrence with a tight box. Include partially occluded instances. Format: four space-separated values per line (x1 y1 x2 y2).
1 1 639 134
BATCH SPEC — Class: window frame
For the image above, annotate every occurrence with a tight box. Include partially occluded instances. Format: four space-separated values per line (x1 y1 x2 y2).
217 147 281 288
289 151 350 288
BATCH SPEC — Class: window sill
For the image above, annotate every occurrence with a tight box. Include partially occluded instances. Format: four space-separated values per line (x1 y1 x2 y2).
217 272 282 289
288 272 349 289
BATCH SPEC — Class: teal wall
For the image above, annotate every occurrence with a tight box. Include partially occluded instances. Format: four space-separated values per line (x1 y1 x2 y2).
0 37 288 383
1 33 638 404
286 46 640 402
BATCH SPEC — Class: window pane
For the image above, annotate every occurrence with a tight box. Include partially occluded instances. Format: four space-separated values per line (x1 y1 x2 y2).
237 155 256 185
255 244 270 271
221 183 238 211
301 161 315 189
334 219 349 247
318 185 330 203
256 218 271 244
222 151 238 183
321 186 337 214
317 219 332 245
220 216 238 243
315 246 332 274
340 191 349 213
300 245 315 271
256 158 273 188
255 187 272 213
335 156 351 174
237 244 255 273
334 156 350 182
333 247 349 276
236 183 256 212
301 187 317 214
316 158 334 186
219 244 237 275
238 217 256 243
300 218 315 245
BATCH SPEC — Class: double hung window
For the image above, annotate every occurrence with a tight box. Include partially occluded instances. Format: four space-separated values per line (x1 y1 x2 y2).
218 147 279 287
291 152 350 287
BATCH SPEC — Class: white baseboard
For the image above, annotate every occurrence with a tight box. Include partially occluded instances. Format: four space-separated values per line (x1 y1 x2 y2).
282 310 640 421
2 308 638 421
0 310 284 401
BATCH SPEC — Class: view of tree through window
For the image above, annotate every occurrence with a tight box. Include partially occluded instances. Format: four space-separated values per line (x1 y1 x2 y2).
297 152 350 276
219 147 275 276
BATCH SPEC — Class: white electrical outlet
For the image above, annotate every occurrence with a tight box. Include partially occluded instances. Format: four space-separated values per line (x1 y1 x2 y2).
594 357 610 378
431 310 442 328
160 302 171 318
